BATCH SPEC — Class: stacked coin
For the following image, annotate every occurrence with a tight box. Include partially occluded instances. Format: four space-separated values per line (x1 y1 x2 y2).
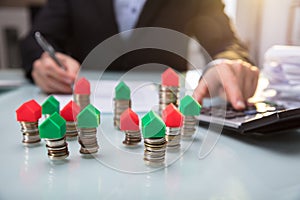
78 128 99 154
45 137 69 160
165 127 181 150
66 121 78 139
144 138 167 166
181 116 197 139
20 121 41 146
74 94 90 110
159 85 179 114
123 130 142 146
114 99 131 129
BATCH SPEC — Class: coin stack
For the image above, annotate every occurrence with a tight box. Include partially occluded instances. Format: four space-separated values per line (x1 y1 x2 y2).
74 94 90 110
77 104 101 155
45 137 69 160
144 138 167 166
159 85 179 113
60 101 81 139
78 128 99 154
16 99 42 146
114 81 131 129
159 68 180 114
20 121 41 145
114 99 131 128
73 77 91 110
181 116 197 139
123 130 141 146
39 112 69 160
165 127 182 150
120 108 141 147
142 110 166 166
66 121 78 138
179 95 202 140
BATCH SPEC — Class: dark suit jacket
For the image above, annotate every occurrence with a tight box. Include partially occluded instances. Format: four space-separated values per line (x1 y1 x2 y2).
21 0 252 80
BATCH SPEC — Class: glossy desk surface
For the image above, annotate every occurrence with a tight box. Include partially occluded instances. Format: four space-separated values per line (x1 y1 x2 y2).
0 70 300 200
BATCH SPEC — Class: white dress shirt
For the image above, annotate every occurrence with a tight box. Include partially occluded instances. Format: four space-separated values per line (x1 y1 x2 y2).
114 0 147 32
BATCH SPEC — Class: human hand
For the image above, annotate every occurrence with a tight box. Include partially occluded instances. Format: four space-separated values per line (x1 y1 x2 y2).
193 59 259 110
32 52 80 94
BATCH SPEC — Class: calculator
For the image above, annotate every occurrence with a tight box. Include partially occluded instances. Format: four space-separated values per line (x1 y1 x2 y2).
197 101 300 135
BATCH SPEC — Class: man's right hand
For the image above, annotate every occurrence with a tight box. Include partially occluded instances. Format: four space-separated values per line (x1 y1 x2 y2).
193 59 259 110
32 52 80 94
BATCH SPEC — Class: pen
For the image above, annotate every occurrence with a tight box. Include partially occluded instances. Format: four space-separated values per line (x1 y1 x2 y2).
34 31 66 70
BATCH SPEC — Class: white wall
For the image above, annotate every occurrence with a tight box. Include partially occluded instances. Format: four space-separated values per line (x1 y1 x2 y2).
259 0 294 65
233 0 296 67
223 0 237 24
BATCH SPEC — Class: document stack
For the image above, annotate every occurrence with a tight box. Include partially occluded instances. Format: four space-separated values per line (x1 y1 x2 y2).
263 45 300 101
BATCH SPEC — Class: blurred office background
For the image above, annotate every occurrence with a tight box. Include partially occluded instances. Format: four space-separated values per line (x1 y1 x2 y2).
0 0 299 70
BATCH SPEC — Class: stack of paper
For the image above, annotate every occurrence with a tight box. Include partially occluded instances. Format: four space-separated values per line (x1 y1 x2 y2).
263 45 300 100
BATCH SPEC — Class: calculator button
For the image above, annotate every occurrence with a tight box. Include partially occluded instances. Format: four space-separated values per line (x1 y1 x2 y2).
212 110 226 117
266 106 277 112
275 105 286 111
244 109 258 115
200 107 210 115
255 102 268 113
225 112 236 119
235 112 246 117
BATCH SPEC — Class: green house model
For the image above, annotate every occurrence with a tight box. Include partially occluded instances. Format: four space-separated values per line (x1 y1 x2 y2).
42 96 60 115
39 112 66 139
179 95 202 116
77 104 100 128
115 81 131 100
141 110 166 139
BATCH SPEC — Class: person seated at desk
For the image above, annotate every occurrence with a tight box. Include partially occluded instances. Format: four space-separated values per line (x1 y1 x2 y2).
20 0 259 110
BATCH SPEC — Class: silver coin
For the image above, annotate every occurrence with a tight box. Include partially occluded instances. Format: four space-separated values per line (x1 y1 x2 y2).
48 153 69 160
45 138 66 147
80 147 99 154
23 134 40 141
144 137 166 144
46 145 68 151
